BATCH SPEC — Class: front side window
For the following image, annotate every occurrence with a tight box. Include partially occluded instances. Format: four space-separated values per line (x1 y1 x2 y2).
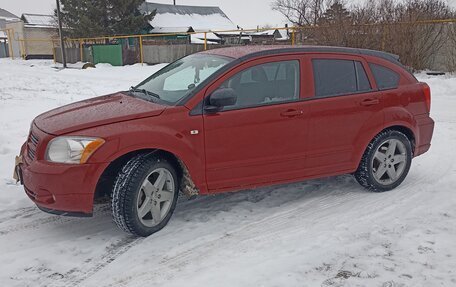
312 59 372 98
218 60 300 109
134 54 232 104
369 63 400 90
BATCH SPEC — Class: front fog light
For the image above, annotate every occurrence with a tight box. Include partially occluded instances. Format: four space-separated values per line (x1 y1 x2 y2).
46 137 105 164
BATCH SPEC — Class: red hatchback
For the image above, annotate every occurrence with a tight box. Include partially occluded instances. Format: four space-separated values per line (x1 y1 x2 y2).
15 46 434 236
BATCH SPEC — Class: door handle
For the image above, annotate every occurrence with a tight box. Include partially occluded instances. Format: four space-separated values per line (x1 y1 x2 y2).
280 109 304 118
360 99 380 106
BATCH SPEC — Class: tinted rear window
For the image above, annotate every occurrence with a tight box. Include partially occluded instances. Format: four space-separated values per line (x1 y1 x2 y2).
369 63 400 90
312 59 372 98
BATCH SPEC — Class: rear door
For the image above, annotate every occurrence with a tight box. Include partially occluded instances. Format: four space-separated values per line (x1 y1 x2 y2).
305 54 385 175
203 55 312 191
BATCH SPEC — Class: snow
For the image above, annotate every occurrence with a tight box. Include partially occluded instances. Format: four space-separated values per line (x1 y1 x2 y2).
191 32 220 44
22 14 56 28
149 26 192 33
143 1 238 32
0 58 456 286
152 12 237 32
250 29 289 39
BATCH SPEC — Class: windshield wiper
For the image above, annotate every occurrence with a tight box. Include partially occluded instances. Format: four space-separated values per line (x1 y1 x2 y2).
129 87 161 100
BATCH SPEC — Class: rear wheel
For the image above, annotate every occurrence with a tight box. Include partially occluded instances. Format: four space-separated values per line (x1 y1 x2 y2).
111 153 179 237
355 130 412 192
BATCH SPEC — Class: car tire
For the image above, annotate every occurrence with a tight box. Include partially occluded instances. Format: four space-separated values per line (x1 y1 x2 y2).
355 130 413 192
111 153 179 237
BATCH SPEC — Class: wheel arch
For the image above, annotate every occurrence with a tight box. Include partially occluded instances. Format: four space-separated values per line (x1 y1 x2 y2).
94 148 198 201
384 125 416 153
355 124 416 171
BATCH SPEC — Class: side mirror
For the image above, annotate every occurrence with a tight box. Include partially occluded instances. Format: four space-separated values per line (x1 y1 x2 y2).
205 88 237 113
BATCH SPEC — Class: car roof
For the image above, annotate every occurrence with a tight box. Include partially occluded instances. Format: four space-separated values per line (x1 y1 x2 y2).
200 45 401 67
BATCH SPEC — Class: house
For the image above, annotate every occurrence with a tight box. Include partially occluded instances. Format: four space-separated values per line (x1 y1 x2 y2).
0 8 19 30
0 8 20 58
140 2 239 44
247 29 290 44
6 13 57 59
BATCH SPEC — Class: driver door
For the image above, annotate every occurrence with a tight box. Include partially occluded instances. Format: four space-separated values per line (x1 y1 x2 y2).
203 55 311 192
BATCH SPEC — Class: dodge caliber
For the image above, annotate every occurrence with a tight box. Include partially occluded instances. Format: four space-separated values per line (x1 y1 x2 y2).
14 46 435 236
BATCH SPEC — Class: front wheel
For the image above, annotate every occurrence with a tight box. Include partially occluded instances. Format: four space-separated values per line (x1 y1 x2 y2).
355 130 412 192
111 153 179 237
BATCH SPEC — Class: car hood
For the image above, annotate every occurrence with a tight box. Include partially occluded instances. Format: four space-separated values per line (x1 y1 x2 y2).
34 92 166 135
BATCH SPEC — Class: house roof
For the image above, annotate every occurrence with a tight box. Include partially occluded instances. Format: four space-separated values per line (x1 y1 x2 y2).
22 13 56 28
141 2 237 33
149 26 193 34
191 32 221 44
249 29 290 40
0 8 19 20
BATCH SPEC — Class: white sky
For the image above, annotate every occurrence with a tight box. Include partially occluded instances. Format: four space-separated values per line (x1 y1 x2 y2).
1 0 456 28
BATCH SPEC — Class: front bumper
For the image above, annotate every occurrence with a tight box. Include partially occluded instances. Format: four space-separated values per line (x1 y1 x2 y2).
17 143 109 217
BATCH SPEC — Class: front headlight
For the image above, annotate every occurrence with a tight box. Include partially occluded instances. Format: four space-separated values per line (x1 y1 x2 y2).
45 137 105 164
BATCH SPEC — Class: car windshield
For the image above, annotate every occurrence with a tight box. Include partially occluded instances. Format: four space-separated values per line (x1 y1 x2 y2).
132 54 232 104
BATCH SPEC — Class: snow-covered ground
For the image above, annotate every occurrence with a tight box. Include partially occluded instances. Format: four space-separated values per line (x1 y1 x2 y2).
0 59 455 287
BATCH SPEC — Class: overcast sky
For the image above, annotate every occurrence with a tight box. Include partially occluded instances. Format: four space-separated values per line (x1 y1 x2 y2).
1 0 456 28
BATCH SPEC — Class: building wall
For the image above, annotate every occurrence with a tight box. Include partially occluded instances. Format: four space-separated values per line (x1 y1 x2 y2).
23 27 55 57
5 21 24 58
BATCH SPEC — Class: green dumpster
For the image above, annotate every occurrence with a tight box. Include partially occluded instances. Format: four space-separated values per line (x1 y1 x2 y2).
92 44 122 66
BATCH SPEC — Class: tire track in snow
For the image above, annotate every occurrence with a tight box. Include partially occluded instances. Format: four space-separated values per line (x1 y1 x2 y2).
0 205 111 236
0 206 40 221
0 214 75 236
42 236 144 287
110 182 369 286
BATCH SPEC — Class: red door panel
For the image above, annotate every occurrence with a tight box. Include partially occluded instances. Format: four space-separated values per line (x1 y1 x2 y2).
204 102 309 191
305 54 385 175
306 92 384 174
203 55 311 191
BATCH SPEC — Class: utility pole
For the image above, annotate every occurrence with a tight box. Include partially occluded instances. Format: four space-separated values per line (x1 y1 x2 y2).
173 0 176 5
56 0 67 68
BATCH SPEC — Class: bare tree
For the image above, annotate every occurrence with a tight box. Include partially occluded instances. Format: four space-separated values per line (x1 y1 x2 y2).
273 0 455 70
446 23 456 72
271 0 326 26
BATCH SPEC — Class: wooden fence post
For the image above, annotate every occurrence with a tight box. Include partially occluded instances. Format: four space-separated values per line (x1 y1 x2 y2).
139 36 144 65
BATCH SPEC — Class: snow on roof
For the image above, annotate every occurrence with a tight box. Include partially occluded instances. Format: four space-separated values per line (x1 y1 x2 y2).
278 29 290 40
249 29 290 40
190 32 220 44
0 8 19 21
22 14 56 28
250 29 277 36
149 26 193 34
141 2 237 33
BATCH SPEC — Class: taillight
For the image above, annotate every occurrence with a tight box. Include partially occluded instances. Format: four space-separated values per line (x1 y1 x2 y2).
422 83 431 112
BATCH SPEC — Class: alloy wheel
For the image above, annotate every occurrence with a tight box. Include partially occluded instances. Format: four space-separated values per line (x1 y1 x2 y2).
371 139 408 185
136 168 175 227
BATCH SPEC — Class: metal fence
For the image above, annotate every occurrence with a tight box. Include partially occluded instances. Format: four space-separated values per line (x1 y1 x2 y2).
0 41 8 58
4 19 456 71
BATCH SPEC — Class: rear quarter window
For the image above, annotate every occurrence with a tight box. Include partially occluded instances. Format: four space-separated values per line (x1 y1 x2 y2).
369 63 400 90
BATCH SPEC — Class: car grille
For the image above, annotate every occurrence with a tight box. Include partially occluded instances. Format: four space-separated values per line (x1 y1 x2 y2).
27 132 40 161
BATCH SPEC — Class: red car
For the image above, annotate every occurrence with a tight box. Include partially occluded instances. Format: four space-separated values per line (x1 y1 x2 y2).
15 46 434 236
